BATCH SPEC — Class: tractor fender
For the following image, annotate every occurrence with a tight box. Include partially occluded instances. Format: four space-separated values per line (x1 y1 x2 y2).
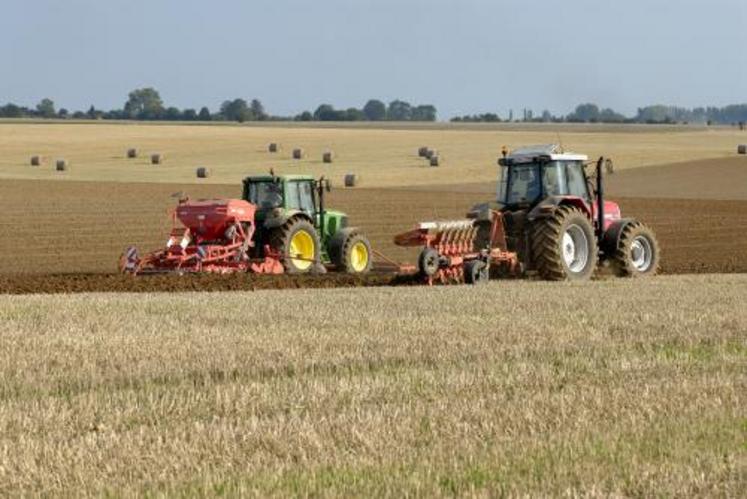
263 209 312 229
600 218 637 255
527 196 591 222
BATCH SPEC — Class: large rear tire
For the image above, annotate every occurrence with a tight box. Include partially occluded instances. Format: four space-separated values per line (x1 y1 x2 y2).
329 229 373 274
530 205 597 281
269 217 320 273
611 221 660 277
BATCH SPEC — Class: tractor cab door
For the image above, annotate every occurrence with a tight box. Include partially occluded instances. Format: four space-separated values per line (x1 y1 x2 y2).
286 180 317 218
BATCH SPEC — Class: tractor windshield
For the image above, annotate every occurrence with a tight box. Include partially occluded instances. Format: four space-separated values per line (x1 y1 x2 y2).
498 161 588 206
247 181 284 210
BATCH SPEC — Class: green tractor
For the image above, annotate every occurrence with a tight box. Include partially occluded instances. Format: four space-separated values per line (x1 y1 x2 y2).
241 173 373 274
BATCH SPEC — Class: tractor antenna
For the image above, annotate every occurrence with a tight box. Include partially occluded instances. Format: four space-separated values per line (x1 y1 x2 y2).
556 132 564 153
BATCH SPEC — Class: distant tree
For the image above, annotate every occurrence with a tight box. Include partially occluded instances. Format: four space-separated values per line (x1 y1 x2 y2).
250 99 267 120
197 106 212 121
0 103 23 117
164 107 182 120
411 104 437 121
87 105 97 119
72 110 87 119
58 108 69 118
36 98 56 118
541 110 553 122
296 111 313 121
599 108 626 123
567 103 601 123
124 87 164 120
363 99 387 121
313 104 337 121
387 100 412 121
182 108 197 121
220 98 252 122
344 107 365 121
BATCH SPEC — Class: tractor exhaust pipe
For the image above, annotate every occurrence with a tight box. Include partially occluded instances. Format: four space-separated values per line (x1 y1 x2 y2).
596 156 604 244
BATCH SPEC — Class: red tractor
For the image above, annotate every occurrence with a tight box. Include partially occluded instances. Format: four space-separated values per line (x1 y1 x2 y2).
395 145 660 283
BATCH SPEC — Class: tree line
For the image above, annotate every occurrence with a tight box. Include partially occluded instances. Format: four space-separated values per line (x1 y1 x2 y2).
0 88 437 123
3 89 747 125
452 103 747 126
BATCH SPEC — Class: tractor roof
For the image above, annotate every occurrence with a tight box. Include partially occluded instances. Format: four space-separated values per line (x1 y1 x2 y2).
243 173 314 182
504 144 588 164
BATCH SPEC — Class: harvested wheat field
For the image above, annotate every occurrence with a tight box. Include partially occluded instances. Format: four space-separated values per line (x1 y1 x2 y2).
1 122 744 188
0 275 744 496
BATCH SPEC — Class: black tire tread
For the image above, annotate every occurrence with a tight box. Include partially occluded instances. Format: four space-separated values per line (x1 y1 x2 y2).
269 217 320 273
331 230 372 274
611 221 660 277
530 205 597 281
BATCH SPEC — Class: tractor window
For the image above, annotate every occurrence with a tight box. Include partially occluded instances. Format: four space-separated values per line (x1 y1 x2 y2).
248 182 283 210
542 163 568 196
565 161 589 199
506 165 541 204
286 181 316 214
298 181 315 214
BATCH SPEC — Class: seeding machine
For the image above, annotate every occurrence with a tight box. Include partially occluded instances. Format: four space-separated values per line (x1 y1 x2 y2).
122 145 660 284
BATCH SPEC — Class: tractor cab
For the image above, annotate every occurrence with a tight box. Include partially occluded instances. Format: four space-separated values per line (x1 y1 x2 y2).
242 174 317 220
497 145 591 209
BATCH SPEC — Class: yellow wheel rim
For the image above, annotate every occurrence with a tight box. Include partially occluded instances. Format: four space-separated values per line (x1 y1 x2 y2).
350 241 369 272
289 230 315 270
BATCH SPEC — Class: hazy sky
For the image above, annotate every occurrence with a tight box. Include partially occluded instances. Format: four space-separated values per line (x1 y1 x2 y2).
2 0 745 119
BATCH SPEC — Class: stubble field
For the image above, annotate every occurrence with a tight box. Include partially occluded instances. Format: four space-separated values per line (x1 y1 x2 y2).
0 275 744 496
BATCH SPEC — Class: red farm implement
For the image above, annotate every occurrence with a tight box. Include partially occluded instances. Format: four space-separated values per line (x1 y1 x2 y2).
394 210 520 285
120 198 284 275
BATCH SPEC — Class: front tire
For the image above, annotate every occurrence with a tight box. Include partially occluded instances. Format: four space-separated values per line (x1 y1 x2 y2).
269 218 320 273
530 205 598 281
329 230 372 274
612 222 660 277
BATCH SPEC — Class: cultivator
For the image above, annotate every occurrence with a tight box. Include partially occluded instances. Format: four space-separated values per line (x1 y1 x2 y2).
394 210 520 285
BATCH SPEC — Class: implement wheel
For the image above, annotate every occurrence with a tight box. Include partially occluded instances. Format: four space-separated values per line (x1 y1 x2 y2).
612 221 660 277
418 247 440 278
329 229 372 274
530 205 598 281
270 217 320 273
464 260 489 285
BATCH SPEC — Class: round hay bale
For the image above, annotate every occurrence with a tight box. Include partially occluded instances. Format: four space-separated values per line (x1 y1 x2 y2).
30 155 43 166
126 148 138 158
429 155 440 167
425 148 437 159
151 153 163 165
738 145 747 155
196 167 210 178
323 151 334 163
268 143 279 153
344 173 358 187
55 159 68 171
418 146 429 157
292 148 304 160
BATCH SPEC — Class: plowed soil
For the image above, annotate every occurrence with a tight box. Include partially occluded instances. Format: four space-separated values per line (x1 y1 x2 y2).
1 161 746 293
